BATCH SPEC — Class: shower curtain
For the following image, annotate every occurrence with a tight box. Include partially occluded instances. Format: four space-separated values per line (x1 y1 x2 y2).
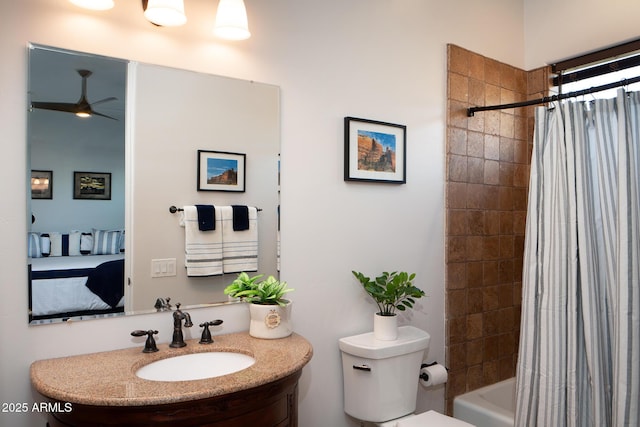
515 89 640 426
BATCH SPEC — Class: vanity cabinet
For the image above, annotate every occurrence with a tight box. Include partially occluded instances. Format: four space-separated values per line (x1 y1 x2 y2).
45 370 301 427
31 333 313 427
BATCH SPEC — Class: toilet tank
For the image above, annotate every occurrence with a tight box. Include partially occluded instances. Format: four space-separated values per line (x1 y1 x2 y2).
339 326 430 423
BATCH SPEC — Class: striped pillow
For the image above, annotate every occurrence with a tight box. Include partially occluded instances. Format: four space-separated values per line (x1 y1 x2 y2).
92 229 122 255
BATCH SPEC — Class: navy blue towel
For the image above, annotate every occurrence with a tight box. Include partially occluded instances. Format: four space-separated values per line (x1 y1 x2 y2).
195 205 215 231
231 205 250 231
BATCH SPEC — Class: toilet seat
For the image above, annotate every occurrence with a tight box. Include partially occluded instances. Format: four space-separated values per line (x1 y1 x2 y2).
392 410 475 427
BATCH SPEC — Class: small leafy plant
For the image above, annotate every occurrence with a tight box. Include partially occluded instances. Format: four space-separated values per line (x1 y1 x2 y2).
224 272 294 306
352 270 425 316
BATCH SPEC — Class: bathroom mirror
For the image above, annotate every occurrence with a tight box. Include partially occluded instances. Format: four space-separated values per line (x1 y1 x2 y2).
27 44 280 324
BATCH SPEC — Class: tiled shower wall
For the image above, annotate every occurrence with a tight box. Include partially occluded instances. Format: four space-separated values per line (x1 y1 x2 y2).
444 44 549 414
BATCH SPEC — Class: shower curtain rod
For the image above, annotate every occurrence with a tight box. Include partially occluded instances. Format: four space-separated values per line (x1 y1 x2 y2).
467 75 640 117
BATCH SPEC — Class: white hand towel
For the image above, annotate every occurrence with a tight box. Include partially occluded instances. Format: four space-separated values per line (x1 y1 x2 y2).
220 206 259 273
182 206 223 276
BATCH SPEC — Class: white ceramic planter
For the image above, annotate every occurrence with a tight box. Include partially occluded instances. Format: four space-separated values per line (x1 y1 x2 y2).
249 301 293 339
373 312 398 340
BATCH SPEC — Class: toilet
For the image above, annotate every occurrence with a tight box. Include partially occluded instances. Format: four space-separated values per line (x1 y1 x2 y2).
339 326 474 427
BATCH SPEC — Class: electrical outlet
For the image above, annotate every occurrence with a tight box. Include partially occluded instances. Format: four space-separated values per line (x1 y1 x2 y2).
151 258 177 278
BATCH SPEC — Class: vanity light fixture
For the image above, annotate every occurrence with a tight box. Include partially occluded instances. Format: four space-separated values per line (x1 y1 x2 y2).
69 0 114 10
143 0 187 27
213 0 251 40
71 0 251 40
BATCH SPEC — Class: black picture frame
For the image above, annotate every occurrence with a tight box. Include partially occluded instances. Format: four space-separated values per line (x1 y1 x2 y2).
197 150 246 192
31 170 53 199
73 172 112 200
344 116 407 183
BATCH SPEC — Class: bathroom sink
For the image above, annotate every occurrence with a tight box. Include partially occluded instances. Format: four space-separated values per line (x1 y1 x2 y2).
135 352 255 382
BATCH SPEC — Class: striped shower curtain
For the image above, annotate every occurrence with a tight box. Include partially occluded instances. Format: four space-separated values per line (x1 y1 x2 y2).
515 89 640 426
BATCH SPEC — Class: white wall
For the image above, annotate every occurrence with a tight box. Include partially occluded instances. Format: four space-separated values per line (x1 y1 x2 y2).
524 0 640 69
0 1 528 426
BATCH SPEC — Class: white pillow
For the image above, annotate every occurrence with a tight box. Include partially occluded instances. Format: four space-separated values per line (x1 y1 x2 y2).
80 233 93 255
40 235 51 256
43 232 62 257
68 230 84 256
119 229 125 253
27 232 42 258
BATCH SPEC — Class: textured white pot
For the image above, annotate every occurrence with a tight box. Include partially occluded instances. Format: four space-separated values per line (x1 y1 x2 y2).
374 312 398 340
249 301 293 339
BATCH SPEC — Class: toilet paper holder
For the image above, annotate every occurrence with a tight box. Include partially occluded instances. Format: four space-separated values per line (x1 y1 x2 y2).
419 361 448 382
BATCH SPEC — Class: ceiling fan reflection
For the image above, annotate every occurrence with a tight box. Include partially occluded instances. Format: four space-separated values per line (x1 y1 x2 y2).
31 69 118 120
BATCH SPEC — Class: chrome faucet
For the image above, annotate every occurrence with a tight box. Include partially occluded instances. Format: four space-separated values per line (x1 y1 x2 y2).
169 303 193 348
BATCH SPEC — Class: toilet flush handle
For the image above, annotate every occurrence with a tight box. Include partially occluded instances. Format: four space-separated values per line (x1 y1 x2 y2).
353 364 371 372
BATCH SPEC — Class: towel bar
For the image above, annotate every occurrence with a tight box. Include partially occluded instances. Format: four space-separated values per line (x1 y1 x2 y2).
169 205 262 213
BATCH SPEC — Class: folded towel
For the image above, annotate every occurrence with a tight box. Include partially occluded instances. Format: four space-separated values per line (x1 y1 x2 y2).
231 205 249 231
195 204 216 231
181 206 223 276
220 206 259 273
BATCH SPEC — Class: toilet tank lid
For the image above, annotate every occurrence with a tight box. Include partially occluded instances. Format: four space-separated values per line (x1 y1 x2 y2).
338 326 430 359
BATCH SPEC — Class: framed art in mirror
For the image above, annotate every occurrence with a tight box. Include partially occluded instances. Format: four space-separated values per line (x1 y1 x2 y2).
197 150 246 192
31 170 52 199
344 116 406 184
73 171 112 200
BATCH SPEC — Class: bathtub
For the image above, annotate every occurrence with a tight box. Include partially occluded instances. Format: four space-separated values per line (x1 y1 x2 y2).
453 377 515 427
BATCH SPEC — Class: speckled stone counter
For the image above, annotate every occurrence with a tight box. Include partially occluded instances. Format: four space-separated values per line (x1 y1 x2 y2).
30 332 313 407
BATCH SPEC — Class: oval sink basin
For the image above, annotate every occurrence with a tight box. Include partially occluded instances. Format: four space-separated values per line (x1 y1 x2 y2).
136 352 255 382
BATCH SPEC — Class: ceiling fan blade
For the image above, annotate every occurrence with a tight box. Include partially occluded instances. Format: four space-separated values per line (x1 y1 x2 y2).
31 101 79 113
90 96 118 106
91 110 118 121
31 70 119 120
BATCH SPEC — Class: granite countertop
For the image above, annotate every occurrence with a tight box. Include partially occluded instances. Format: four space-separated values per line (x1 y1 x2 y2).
30 332 313 407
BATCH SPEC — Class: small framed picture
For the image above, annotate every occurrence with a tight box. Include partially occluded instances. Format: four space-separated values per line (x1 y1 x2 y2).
197 150 246 192
344 117 407 183
73 172 112 200
31 170 53 199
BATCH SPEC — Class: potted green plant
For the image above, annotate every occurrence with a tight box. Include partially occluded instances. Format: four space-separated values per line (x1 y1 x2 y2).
225 272 294 339
352 270 426 340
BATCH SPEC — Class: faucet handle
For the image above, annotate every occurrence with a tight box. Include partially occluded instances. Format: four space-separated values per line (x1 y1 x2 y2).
199 320 223 344
131 329 159 353
154 297 172 311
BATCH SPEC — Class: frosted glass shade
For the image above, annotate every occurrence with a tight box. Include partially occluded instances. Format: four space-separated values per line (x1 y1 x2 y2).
69 0 114 10
214 0 251 40
144 0 187 27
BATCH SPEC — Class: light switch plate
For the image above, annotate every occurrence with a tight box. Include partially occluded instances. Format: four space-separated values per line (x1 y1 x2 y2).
151 258 177 278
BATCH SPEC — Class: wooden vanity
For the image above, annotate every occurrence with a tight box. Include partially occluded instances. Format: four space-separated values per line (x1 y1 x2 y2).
30 332 313 426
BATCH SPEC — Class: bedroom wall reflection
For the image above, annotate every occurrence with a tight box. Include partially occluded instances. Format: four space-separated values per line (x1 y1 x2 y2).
27 44 281 325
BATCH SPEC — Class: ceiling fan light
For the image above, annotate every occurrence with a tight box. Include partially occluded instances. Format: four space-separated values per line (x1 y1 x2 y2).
69 0 114 11
76 111 92 118
144 0 187 27
214 0 251 40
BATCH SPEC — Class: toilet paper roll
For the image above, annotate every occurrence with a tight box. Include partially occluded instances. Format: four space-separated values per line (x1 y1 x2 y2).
420 363 448 387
